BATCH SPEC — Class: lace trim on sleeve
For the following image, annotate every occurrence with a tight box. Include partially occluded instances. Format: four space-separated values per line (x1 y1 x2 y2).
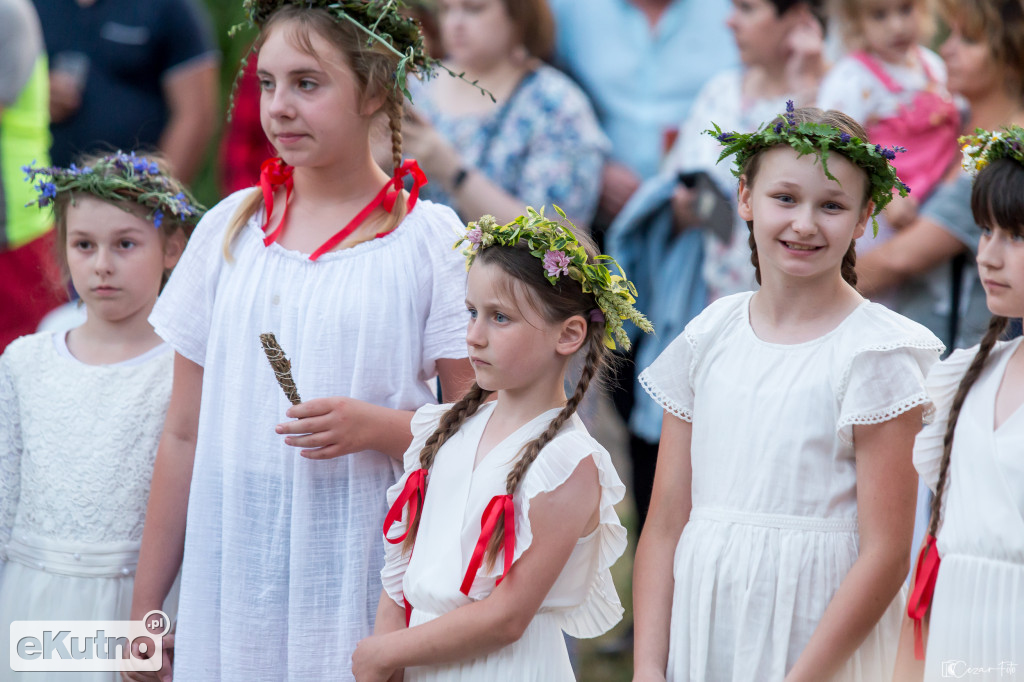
836 339 946 399
638 371 693 422
836 392 933 444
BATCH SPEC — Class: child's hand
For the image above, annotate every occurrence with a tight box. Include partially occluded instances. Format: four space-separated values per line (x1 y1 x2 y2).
276 397 382 459
352 634 396 682
120 633 173 682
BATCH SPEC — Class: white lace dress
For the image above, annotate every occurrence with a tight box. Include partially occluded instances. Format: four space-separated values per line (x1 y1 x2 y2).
0 332 175 682
914 339 1024 680
148 191 468 681
639 292 943 681
381 402 627 681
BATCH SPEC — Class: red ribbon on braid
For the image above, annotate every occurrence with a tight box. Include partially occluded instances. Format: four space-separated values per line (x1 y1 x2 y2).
907 534 941 659
460 494 515 596
259 158 294 247
258 157 428 261
383 468 428 544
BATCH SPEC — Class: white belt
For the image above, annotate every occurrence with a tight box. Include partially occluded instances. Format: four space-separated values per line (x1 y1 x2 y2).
689 507 858 533
2 534 139 578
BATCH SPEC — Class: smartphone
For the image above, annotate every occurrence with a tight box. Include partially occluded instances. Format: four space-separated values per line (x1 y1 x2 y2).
677 171 734 244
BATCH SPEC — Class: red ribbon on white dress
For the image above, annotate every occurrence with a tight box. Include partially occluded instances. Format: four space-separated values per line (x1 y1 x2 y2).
460 494 515 596
907 533 941 660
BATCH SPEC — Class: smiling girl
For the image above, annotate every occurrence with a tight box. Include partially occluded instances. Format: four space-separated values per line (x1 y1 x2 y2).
632 107 944 681
127 2 472 680
1 152 200 682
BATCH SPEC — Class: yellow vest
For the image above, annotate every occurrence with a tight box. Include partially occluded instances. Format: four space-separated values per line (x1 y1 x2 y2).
2 54 51 249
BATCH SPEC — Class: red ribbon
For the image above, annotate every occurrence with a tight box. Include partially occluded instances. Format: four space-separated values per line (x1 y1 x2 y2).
259 158 294 247
907 533 941 660
258 158 428 261
460 494 515 596
382 468 428 544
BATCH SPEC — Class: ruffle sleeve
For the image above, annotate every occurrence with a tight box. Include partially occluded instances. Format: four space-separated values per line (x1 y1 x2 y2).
380 402 452 607
913 347 977 492
473 428 628 638
835 313 944 444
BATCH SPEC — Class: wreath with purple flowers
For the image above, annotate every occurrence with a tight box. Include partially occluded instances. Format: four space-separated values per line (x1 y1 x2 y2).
706 101 910 236
455 207 653 351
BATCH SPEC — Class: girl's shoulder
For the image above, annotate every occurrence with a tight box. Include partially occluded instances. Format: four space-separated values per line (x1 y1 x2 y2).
1 330 56 369
684 291 752 344
842 301 946 354
925 337 1022 398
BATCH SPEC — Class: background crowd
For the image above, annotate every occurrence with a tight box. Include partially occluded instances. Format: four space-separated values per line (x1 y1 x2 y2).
1 0 1022 678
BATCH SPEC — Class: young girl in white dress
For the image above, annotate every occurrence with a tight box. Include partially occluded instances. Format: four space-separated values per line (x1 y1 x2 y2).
350 211 652 681
895 127 1024 680
632 106 946 682
128 3 472 680
1 152 200 681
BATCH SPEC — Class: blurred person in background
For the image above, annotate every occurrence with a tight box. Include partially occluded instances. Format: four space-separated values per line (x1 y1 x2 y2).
403 0 608 228
32 0 220 185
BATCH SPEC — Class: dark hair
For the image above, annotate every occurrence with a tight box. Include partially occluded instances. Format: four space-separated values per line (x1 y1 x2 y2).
939 0 1024 97
402 230 611 567
741 107 872 288
500 0 555 60
926 157 1024 538
769 0 828 28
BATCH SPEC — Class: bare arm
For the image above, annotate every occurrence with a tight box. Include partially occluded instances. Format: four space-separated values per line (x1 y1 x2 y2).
891 536 928 682
352 457 601 681
632 414 693 681
158 57 219 185
858 218 965 297
784 407 922 682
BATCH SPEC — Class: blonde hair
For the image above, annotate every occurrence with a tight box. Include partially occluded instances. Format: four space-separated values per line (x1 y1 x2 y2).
401 232 613 569
833 0 935 52
222 5 408 260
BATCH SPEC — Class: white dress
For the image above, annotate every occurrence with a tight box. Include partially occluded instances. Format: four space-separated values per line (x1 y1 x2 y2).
639 292 943 681
381 402 627 681
914 338 1024 680
148 191 468 681
0 332 175 681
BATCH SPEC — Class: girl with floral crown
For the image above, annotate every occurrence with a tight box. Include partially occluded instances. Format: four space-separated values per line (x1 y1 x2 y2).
894 127 1024 680
633 106 945 681
1 152 201 681
127 2 474 679
350 210 651 681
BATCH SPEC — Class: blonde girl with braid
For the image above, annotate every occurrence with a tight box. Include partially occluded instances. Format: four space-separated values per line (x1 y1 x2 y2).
351 210 651 682
128 2 474 680
634 106 946 682
894 128 1024 681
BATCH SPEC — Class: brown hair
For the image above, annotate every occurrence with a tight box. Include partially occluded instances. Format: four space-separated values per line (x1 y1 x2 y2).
499 0 555 60
402 230 612 568
52 152 191 292
741 107 872 288
938 0 1024 97
222 5 408 260
926 156 1024 538
833 0 934 52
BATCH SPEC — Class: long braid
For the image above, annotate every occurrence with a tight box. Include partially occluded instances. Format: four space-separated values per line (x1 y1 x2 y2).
402 383 493 553
926 315 1008 539
483 331 607 569
747 225 762 286
387 94 404 177
841 240 858 288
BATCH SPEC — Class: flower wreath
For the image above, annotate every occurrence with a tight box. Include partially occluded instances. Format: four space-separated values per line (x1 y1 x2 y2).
959 126 1024 175
233 0 494 103
455 207 654 351
706 101 910 236
23 152 205 230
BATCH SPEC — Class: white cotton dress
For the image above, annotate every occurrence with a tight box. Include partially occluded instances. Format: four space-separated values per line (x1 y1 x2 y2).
0 332 176 682
381 402 627 681
914 338 1024 681
148 191 468 681
639 292 943 682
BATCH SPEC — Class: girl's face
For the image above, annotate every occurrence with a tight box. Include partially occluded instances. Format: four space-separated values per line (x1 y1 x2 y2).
464 260 573 394
738 145 871 285
977 223 1024 318
65 196 179 325
858 1 922 64
257 21 377 169
940 23 1001 100
439 0 518 69
726 0 799 68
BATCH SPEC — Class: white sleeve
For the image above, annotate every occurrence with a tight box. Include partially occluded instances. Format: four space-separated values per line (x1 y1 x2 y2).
0 349 22 570
817 57 876 127
639 329 698 423
418 205 470 381
913 347 977 492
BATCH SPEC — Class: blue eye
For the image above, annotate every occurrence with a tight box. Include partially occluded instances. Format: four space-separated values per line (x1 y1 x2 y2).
823 201 844 211
494 312 508 323
980 225 994 237
298 79 317 91
467 308 477 319
258 78 274 91
774 194 795 204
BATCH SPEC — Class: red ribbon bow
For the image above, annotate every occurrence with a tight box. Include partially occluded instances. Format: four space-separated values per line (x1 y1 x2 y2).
907 533 941 660
259 157 294 247
383 468 428 545
460 494 515 596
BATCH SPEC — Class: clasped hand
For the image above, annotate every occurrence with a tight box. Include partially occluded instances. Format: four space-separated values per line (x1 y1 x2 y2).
276 396 380 459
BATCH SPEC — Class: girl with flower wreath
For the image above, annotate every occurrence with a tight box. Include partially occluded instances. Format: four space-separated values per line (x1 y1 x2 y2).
893 127 1024 681
1 152 201 682
633 107 945 682
127 2 474 680
350 210 651 681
